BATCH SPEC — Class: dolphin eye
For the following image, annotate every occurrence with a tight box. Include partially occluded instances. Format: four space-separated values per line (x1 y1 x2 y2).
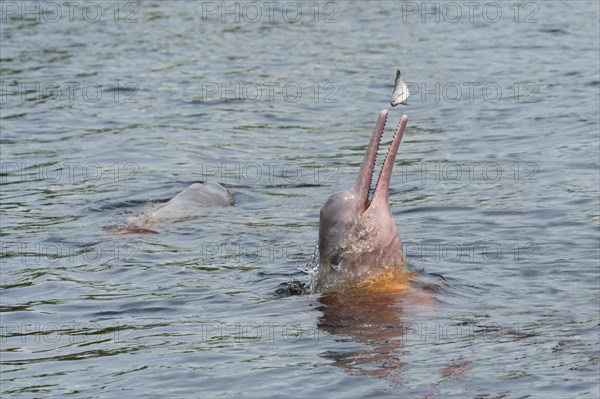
330 253 343 272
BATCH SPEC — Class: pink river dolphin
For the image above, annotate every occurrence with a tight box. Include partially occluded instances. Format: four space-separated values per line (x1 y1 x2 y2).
315 109 410 293
121 182 232 233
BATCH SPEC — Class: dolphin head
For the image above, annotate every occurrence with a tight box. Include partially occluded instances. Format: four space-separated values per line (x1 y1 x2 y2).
316 109 409 292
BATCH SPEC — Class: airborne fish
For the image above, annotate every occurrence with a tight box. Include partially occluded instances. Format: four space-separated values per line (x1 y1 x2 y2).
390 68 409 106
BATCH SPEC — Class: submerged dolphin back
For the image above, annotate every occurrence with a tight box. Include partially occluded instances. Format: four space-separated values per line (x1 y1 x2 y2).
126 182 231 228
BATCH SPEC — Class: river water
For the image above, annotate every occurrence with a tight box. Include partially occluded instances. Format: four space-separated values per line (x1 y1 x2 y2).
1 1 599 398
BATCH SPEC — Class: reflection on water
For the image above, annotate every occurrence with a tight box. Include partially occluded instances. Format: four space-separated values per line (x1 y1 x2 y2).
317 275 438 382
319 289 410 381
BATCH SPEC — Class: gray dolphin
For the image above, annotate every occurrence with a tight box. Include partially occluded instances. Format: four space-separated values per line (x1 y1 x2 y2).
125 182 231 231
315 109 409 292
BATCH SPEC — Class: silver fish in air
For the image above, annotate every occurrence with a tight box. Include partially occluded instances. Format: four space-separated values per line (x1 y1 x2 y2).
390 68 409 106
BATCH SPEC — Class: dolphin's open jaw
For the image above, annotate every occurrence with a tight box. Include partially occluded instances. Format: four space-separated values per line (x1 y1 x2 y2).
354 109 409 214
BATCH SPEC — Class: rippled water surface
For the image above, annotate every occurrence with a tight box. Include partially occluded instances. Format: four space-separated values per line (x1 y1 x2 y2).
1 1 599 398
